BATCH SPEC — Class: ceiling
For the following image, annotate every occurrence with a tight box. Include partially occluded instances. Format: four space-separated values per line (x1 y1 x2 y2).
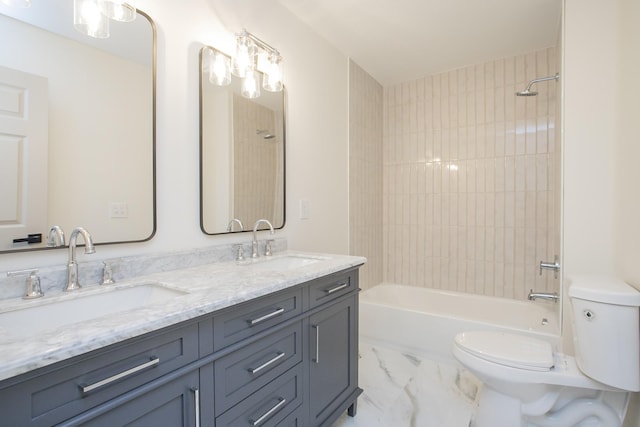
277 0 562 86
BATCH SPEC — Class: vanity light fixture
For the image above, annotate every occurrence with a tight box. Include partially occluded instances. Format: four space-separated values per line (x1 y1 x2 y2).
0 0 31 7
210 29 283 99
74 0 136 39
98 0 136 23
74 0 110 39
208 49 231 86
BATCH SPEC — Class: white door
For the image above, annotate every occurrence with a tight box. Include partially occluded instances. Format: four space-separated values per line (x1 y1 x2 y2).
0 65 48 250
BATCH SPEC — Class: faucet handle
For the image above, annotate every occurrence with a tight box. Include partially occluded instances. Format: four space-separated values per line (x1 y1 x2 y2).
7 269 44 299
265 239 274 257
101 261 115 285
233 244 245 261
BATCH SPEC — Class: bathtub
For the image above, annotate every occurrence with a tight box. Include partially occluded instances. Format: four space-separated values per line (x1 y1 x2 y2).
359 283 560 362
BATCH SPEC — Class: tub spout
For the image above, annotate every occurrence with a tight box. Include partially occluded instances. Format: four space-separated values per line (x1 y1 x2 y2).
528 289 559 303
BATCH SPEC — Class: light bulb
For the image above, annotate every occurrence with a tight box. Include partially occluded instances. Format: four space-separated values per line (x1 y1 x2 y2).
74 0 110 39
209 51 231 86
232 34 255 78
98 0 136 22
263 52 283 92
241 70 261 99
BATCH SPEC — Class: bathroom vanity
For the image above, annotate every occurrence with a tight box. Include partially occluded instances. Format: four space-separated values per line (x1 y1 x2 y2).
0 252 364 426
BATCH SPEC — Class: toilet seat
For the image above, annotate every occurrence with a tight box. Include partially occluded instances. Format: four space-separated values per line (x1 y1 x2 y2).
454 331 554 371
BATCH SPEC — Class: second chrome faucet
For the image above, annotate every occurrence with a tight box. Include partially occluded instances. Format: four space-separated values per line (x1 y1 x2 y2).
251 219 274 258
66 227 95 291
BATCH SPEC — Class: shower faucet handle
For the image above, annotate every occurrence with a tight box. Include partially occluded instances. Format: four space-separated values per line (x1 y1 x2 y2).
539 255 560 279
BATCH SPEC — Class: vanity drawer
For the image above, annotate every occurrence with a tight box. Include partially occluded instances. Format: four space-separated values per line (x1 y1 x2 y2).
213 287 303 351
0 323 198 427
309 269 358 308
214 321 303 415
215 364 303 427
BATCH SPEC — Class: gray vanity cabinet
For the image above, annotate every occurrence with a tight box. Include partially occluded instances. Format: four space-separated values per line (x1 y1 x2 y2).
59 369 202 427
308 296 358 427
0 266 362 427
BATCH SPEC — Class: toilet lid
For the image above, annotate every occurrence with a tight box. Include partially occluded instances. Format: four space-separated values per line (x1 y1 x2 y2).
454 331 554 371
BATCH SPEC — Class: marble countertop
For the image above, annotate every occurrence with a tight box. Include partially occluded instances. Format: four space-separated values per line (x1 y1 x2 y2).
0 251 366 382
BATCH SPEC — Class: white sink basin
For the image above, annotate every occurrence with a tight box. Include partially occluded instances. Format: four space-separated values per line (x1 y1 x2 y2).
241 255 324 271
0 283 188 340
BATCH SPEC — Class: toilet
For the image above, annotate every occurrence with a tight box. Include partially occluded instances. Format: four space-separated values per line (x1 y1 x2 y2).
452 276 640 427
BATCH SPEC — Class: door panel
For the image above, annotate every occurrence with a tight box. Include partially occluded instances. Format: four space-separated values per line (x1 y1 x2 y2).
0 65 48 250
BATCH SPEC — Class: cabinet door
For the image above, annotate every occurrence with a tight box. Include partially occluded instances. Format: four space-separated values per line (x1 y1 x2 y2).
59 370 202 427
308 295 358 427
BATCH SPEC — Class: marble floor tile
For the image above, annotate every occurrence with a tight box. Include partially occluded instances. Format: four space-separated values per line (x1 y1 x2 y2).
334 340 478 427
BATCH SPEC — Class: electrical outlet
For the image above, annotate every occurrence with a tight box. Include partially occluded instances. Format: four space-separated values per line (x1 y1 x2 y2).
299 199 310 220
109 202 128 218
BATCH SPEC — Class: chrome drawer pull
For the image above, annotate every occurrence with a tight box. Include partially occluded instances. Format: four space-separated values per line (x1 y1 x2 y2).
192 387 200 427
248 352 286 374
248 307 285 326
325 282 348 294
81 357 160 393
313 325 320 364
250 398 286 426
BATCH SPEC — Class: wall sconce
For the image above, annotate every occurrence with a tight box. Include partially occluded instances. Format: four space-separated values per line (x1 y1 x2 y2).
0 0 31 7
73 0 136 39
209 29 283 99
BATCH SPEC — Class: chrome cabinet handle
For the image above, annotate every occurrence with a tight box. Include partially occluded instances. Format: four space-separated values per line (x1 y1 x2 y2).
81 357 159 393
248 352 286 374
248 307 285 326
192 387 200 427
250 398 286 426
325 282 348 294
313 325 320 364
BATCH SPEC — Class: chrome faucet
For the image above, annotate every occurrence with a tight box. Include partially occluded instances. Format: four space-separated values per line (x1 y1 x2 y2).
252 219 274 258
227 218 244 232
528 289 559 303
46 225 65 247
65 227 95 291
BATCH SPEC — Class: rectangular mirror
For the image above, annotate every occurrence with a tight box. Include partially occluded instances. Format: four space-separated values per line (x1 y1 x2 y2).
199 45 285 234
0 3 156 253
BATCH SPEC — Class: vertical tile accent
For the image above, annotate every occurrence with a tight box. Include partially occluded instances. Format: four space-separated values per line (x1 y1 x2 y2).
382 48 559 299
349 60 384 291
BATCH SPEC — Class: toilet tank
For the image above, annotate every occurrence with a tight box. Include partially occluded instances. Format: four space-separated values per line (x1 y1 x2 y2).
569 276 640 392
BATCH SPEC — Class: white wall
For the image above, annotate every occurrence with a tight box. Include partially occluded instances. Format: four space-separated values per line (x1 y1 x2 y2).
615 0 640 287
564 1 640 424
0 0 349 272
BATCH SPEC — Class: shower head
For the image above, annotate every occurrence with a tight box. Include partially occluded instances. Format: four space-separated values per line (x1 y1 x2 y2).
256 129 276 140
516 73 559 97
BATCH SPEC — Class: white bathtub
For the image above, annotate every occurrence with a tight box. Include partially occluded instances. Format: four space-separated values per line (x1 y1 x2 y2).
359 283 560 362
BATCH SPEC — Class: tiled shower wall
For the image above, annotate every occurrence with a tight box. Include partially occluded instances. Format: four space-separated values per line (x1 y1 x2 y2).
349 60 384 291
382 48 559 300
233 94 283 227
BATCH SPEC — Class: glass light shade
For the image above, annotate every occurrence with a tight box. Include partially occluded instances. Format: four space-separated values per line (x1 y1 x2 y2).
241 70 261 99
0 0 32 7
74 0 110 39
98 0 136 22
209 50 231 86
263 52 283 92
231 35 255 78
